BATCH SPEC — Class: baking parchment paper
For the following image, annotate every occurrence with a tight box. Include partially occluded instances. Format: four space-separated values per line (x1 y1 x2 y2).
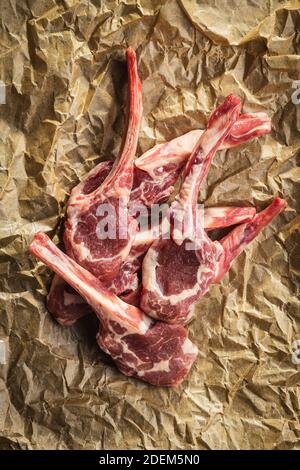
0 0 300 450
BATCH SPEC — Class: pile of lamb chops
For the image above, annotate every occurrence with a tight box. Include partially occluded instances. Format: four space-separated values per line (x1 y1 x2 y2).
29 48 287 387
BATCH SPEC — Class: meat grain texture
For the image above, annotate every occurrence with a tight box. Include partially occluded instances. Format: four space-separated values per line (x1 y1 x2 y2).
0 0 299 451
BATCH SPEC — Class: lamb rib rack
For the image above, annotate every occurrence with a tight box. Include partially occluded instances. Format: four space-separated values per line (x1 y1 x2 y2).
29 232 198 387
141 96 287 324
64 47 143 285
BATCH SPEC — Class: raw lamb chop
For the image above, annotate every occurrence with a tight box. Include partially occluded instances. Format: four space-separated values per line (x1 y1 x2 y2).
66 111 270 211
64 47 143 285
61 111 269 297
140 94 241 323
141 96 287 324
64 111 270 217
49 102 270 324
213 197 287 283
130 112 271 207
77 111 270 295
47 161 116 326
50 120 260 325
141 197 286 324
49 205 256 325
29 232 198 386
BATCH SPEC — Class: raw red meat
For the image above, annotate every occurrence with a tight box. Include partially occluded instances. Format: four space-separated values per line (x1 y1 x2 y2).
50 109 262 325
48 65 271 327
106 205 257 298
140 94 241 323
141 96 287 324
64 111 271 213
30 233 198 386
131 112 271 207
213 197 287 283
113 111 270 295
49 205 256 325
55 110 269 305
141 197 286 324
47 275 93 325
47 161 116 327
64 48 143 285
68 119 264 280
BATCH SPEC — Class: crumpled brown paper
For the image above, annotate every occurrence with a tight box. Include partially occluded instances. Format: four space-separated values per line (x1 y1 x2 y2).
0 0 300 450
